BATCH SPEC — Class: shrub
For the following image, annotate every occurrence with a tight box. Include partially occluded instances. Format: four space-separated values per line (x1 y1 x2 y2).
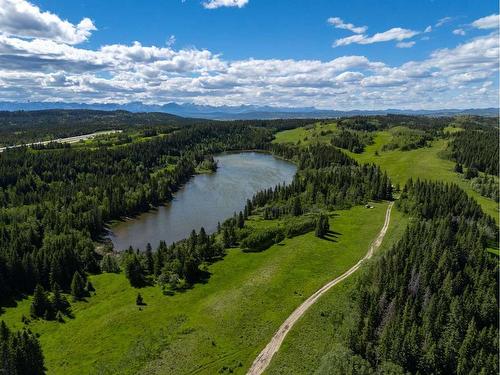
241 228 284 252
284 216 316 238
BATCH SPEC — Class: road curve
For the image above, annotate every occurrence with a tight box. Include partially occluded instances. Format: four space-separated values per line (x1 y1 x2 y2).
246 202 394 375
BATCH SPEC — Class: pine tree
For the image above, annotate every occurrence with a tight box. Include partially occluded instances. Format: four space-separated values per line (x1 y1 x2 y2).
86 280 95 293
30 284 48 318
222 227 230 248
70 271 86 301
51 283 70 314
124 254 145 287
292 196 302 216
145 243 154 275
198 227 208 246
315 215 330 238
101 254 120 273
238 211 244 228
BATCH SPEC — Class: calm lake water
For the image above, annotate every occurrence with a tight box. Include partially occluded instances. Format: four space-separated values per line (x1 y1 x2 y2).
107 152 297 251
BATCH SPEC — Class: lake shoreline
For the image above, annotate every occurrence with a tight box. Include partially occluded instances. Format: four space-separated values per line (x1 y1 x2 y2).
103 151 297 251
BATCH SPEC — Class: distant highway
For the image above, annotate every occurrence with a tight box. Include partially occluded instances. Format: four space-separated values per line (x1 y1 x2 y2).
0 130 122 153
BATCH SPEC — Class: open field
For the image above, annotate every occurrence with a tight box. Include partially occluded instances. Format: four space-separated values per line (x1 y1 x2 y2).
345 133 499 220
273 126 499 221
272 122 338 145
1 202 390 375
265 206 410 374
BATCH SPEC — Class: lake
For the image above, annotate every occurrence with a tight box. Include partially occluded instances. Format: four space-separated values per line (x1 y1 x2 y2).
106 152 297 250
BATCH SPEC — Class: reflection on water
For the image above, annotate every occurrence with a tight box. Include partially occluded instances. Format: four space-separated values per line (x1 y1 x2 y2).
106 152 297 251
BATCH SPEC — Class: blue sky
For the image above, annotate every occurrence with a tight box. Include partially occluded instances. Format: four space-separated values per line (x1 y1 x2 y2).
33 0 496 63
0 0 498 109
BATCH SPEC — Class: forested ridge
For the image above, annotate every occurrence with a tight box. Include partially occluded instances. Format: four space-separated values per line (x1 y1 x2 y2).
0 109 315 146
450 128 499 175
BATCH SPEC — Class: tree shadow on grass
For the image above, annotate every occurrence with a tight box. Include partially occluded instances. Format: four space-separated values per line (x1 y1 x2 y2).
322 230 342 243
0 294 29 316
169 269 213 296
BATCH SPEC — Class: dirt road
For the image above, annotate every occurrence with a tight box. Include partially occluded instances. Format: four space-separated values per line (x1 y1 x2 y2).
246 202 394 375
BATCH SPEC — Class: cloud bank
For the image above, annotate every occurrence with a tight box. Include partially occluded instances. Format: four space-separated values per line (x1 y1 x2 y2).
0 2 497 110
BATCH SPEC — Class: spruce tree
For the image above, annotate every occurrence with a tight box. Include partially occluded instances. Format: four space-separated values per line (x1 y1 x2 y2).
51 283 70 314
315 215 330 238
124 254 145 287
292 196 302 216
30 284 48 318
238 211 244 228
145 243 154 275
222 227 230 248
86 280 95 293
70 271 86 301
101 254 120 273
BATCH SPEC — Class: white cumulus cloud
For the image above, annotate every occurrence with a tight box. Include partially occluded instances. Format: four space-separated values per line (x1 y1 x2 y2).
396 41 416 48
327 17 367 34
0 0 96 44
453 28 466 36
436 16 454 27
203 0 248 9
471 14 499 29
334 27 419 47
0 3 497 110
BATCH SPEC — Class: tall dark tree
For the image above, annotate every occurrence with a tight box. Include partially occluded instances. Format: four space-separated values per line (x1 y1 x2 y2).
315 215 330 238
237 211 245 228
70 272 86 301
144 243 154 275
51 283 70 315
30 284 48 318
124 255 145 288
292 196 302 216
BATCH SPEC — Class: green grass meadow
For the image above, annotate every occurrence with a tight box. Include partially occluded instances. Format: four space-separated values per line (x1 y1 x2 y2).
1 202 389 374
265 206 409 374
273 125 498 221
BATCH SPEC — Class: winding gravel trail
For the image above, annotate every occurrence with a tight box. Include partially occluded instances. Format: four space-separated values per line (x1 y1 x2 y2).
246 202 394 375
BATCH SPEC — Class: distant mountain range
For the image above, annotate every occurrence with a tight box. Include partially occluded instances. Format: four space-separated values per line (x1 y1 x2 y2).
0 101 497 119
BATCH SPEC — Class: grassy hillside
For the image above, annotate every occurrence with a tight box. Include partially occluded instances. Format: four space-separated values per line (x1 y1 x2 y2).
1 202 390 375
265 207 409 374
272 122 338 145
273 124 499 220
345 132 498 220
